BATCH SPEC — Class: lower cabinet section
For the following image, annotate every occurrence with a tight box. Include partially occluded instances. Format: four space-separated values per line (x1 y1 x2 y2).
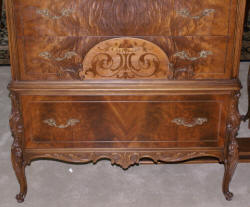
9 88 241 202
21 94 227 149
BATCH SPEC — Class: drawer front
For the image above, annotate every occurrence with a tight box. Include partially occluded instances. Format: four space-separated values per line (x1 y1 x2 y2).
14 0 232 36
22 95 227 149
19 36 229 80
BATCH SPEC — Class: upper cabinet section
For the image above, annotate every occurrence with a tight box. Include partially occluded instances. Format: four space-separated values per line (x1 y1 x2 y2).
14 0 232 37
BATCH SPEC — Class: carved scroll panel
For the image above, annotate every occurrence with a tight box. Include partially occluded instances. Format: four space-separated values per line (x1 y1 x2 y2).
80 38 172 79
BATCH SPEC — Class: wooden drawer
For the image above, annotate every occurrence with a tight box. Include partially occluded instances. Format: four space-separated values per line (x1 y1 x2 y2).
22 95 227 149
14 0 232 36
18 36 230 80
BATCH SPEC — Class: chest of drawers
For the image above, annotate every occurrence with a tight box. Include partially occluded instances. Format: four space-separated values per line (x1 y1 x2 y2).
5 0 246 202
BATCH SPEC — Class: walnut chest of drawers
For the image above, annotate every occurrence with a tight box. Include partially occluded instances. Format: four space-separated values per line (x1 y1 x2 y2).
5 0 246 202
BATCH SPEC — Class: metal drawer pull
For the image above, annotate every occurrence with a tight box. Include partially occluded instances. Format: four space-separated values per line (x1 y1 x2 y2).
43 119 80 129
36 8 74 20
172 117 208 127
39 51 78 61
177 9 215 19
173 50 212 61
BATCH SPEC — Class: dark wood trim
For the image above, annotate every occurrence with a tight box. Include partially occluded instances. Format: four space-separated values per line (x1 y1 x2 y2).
139 138 250 164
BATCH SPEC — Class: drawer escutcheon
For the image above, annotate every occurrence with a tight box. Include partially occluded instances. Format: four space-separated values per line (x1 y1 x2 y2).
177 9 215 19
43 118 80 129
173 51 212 61
36 8 74 20
172 117 208 127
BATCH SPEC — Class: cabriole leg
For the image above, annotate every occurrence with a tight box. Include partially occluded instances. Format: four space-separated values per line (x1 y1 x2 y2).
9 92 27 202
11 142 27 203
222 91 241 201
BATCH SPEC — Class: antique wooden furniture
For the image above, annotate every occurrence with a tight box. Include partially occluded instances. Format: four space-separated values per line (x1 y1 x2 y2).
5 0 246 203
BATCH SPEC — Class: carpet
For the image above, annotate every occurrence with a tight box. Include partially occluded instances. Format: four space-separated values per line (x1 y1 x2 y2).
241 14 250 61
0 63 249 207
0 10 9 65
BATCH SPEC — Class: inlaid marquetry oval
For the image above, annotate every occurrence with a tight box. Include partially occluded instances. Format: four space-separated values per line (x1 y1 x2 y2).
80 38 171 79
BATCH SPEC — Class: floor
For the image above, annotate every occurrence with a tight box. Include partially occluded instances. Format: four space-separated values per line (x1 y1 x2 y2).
0 63 250 207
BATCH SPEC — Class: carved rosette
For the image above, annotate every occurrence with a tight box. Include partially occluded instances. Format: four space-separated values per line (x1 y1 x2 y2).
223 91 241 201
25 151 223 170
80 38 172 79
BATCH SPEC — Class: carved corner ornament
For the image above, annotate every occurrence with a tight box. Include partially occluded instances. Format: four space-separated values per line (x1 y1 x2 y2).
9 92 27 203
79 38 173 80
223 91 241 201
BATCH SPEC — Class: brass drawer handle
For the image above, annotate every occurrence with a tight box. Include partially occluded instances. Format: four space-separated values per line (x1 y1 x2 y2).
43 119 80 129
172 117 208 127
177 9 215 19
173 50 212 61
36 8 74 20
39 51 78 62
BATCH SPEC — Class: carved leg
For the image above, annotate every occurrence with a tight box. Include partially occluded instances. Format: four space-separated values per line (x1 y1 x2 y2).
11 142 27 203
223 137 239 201
223 91 241 201
9 92 27 202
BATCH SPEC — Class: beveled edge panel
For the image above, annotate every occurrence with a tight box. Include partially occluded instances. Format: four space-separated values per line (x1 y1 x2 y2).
24 148 224 169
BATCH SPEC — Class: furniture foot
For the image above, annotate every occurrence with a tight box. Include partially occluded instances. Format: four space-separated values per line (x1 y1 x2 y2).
11 148 27 203
224 191 234 201
223 153 238 201
222 91 240 201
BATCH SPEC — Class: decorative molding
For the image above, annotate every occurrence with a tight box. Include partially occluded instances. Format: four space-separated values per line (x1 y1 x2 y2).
172 117 208 127
36 8 74 20
80 38 172 79
223 91 241 201
25 151 223 170
43 118 80 129
177 9 215 19
9 92 27 203
173 50 212 61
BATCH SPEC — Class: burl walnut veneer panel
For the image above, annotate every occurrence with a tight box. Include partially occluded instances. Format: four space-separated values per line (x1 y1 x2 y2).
5 0 246 203
14 0 231 36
